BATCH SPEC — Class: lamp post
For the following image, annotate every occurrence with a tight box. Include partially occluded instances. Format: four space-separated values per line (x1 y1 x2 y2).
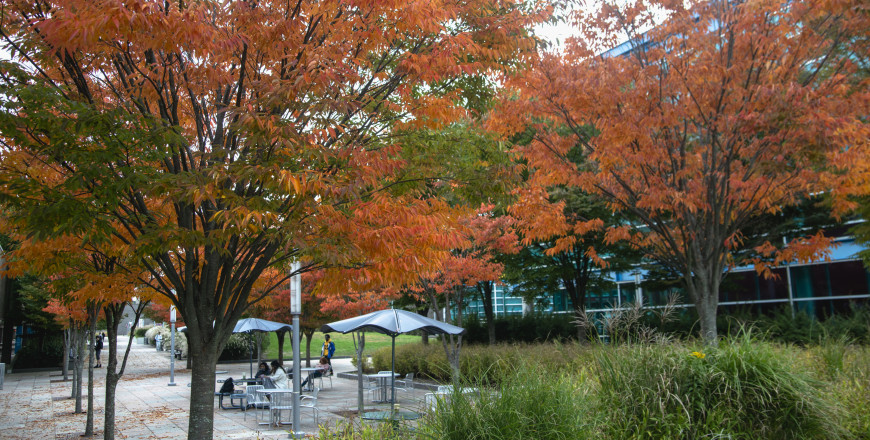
290 261 303 437
168 306 177 386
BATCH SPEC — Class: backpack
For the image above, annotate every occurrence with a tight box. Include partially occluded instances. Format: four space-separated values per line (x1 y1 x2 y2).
218 377 234 394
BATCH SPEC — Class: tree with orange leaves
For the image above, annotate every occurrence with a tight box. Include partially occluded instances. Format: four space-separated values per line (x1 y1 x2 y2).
494 0 870 343
0 1 546 437
7 230 153 439
417 206 518 375
250 270 339 366
43 295 89 412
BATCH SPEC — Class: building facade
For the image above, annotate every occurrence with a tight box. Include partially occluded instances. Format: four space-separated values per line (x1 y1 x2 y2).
465 236 870 320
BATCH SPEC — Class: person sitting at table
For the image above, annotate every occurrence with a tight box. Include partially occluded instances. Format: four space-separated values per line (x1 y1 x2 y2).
300 356 330 389
269 360 290 389
254 361 271 379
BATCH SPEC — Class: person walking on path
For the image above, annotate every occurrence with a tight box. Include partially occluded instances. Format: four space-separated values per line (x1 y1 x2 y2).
321 334 335 372
94 334 103 368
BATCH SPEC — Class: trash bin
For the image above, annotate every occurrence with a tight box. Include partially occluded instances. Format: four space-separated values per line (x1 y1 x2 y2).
155 335 163 351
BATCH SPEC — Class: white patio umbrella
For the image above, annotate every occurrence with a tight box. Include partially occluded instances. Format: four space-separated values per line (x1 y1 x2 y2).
233 318 292 377
321 309 464 405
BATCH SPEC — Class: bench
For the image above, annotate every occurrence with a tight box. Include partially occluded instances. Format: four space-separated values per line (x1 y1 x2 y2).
214 391 246 410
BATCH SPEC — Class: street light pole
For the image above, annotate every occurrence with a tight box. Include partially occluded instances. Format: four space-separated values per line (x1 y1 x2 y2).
290 261 303 437
168 306 177 386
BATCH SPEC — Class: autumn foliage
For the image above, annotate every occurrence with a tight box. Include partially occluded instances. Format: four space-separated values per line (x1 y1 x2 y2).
493 0 870 341
0 0 546 438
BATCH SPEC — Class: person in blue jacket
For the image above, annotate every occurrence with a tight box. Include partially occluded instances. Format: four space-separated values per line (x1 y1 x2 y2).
321 334 335 372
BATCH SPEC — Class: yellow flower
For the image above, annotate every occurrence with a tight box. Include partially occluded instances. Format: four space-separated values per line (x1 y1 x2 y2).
690 351 706 359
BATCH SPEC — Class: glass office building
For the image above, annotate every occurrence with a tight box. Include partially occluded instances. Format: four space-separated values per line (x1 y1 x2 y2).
464 237 869 319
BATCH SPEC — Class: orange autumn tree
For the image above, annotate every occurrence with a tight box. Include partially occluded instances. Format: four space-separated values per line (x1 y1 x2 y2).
6 230 152 439
43 296 89 411
494 0 870 343
417 206 518 374
0 1 546 437
249 269 338 366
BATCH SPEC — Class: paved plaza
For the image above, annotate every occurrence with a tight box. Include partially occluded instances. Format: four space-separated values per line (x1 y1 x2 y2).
0 336 432 439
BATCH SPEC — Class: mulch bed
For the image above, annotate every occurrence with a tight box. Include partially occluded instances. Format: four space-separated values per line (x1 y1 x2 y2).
330 409 359 420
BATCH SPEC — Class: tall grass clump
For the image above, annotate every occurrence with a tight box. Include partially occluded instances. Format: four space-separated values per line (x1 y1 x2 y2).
593 329 846 440
420 361 592 440
318 419 407 440
371 341 586 384
832 346 870 439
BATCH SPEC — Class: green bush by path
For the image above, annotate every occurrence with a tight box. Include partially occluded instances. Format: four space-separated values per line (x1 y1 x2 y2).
218 333 269 361
134 325 151 338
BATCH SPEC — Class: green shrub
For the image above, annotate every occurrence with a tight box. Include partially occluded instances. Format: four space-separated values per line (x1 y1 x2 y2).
134 325 151 338
13 334 64 369
593 330 846 440
462 313 579 344
219 333 267 361
349 354 375 373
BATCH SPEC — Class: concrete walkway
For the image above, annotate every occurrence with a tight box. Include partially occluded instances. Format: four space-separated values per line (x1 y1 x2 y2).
0 335 432 439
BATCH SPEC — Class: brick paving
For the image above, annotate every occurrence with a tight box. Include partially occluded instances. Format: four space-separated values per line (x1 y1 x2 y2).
0 336 432 439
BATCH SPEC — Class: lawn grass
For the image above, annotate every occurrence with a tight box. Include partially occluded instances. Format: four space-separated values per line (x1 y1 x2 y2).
263 330 421 361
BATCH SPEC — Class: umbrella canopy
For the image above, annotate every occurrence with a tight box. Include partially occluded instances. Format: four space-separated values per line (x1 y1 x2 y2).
233 317 292 334
321 309 464 337
233 318 292 376
322 309 464 407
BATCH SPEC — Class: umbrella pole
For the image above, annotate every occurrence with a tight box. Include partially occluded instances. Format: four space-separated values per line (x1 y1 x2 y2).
249 338 253 378
391 334 396 407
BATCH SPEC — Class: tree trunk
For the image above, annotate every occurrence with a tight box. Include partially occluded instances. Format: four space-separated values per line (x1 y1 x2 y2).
85 304 98 437
276 330 285 364
303 330 313 367
421 330 429 345
689 275 720 345
478 281 496 345
62 328 70 381
187 348 219 440
563 252 591 341
103 301 146 440
70 325 78 399
185 321 230 440
685 253 723 345
104 324 119 440
433 288 463 382
73 325 86 413
354 332 365 415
